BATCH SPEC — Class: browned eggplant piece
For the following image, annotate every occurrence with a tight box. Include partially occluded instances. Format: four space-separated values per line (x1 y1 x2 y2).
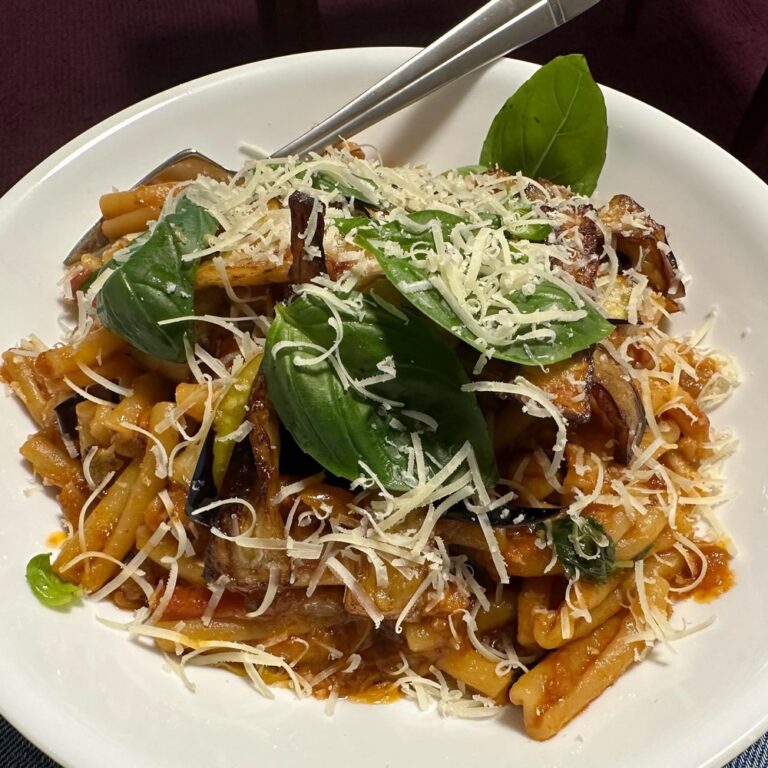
551 204 604 290
522 351 593 423
524 178 574 202
444 504 562 527
287 191 326 284
598 194 684 300
54 386 121 459
54 395 82 459
591 346 646 465
523 180 603 289
204 372 291 591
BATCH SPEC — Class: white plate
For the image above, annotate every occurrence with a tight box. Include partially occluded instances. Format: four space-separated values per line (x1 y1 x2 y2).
1 48 767 768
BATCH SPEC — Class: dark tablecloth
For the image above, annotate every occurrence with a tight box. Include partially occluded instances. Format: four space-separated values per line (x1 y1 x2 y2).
1 712 766 767
0 1 766 765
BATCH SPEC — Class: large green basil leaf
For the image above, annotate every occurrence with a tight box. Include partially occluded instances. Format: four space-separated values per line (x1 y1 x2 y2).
264 292 497 491
96 198 219 362
479 54 607 196
344 213 612 366
337 205 548 246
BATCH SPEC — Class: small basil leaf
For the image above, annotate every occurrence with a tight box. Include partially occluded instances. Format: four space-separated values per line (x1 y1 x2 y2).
442 164 489 177
26 553 82 608
479 54 608 196
312 171 381 208
504 205 551 242
96 198 219 362
334 216 371 238
547 516 615 582
264 291 497 491
347 213 612 366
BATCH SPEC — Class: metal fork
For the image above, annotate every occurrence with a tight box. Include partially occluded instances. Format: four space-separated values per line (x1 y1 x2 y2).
65 0 600 264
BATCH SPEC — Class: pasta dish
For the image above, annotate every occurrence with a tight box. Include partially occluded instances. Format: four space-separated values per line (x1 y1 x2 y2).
1 55 738 739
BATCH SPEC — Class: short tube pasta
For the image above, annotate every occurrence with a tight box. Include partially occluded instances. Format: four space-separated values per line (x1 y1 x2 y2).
6 119 737 740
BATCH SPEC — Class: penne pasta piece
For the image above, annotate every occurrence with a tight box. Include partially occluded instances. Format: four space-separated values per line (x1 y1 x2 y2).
81 403 180 591
135 524 205 586
1 350 50 426
37 327 126 378
52 354 141 392
20 432 84 488
101 206 161 240
517 577 557 648
437 643 512 699
510 611 644 739
54 459 141 580
174 382 214 423
663 391 710 441
101 373 172 441
531 575 626 649
615 505 668 560
99 183 176 219
57 480 91 528
404 618 453 654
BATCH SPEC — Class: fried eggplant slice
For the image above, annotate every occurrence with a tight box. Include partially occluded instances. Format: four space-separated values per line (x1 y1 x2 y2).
552 204 604 290
204 372 290 591
598 194 684 300
523 351 594 423
591 345 646 465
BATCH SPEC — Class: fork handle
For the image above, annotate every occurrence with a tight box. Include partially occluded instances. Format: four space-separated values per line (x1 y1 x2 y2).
272 0 600 158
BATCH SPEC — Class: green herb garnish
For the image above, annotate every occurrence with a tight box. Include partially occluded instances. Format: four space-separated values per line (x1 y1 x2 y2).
547 516 616 582
264 290 497 491
96 198 219 362
26 553 82 608
480 54 608 195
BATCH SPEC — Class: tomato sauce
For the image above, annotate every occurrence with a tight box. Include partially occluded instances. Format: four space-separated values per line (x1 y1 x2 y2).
690 544 734 603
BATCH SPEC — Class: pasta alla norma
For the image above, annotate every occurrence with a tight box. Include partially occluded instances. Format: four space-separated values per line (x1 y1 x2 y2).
2 56 738 739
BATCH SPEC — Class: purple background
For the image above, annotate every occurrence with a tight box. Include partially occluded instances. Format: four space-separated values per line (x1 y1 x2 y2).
0 0 766 195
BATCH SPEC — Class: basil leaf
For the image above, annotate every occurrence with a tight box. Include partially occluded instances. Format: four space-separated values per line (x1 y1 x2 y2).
312 171 381 208
346 213 612 366
498 206 551 242
547 516 615 582
479 54 608 196
96 198 219 362
264 291 497 491
26 553 82 608
442 164 489 177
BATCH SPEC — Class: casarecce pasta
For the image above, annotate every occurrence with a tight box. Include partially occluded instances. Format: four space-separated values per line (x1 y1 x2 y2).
2 56 738 739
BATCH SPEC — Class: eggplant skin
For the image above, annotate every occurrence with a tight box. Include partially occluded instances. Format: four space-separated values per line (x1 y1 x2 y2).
598 194 685 301
591 346 646 465
184 430 218 526
288 191 326 284
531 187 604 291
204 372 290 592
54 395 82 458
